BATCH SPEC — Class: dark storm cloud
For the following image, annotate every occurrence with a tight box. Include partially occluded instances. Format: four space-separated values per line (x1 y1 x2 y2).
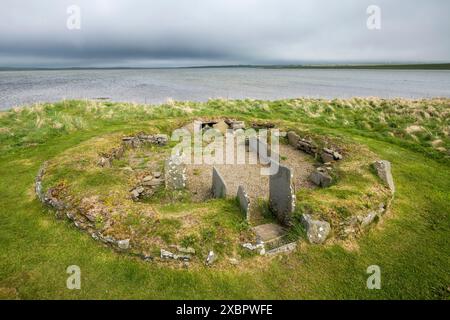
0 0 449 67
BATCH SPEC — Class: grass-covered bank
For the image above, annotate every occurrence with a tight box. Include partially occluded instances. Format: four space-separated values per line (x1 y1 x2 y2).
0 98 449 299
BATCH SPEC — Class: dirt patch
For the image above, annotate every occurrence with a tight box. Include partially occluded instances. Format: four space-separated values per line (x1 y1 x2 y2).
185 143 316 204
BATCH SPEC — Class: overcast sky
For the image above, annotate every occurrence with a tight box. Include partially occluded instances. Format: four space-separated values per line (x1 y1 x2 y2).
0 0 449 67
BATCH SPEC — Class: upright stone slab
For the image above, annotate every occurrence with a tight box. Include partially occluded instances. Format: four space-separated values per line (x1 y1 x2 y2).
287 131 300 148
269 165 295 225
164 154 186 190
237 185 250 220
373 160 395 193
212 167 227 198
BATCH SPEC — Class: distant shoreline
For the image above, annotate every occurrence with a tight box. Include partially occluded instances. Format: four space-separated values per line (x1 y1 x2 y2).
1 63 450 71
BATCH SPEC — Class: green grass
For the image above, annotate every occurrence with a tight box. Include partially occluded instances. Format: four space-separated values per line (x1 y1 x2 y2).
0 99 449 299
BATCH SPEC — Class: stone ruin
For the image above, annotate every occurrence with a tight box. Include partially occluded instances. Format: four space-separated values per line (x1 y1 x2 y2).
34 119 396 266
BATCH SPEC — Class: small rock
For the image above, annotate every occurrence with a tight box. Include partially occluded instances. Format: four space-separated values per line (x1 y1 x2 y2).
320 151 335 163
230 120 245 130
153 171 162 178
154 134 169 146
98 157 111 167
309 170 333 188
143 175 153 182
161 248 174 259
242 242 265 251
287 131 300 148
359 211 379 228
213 120 229 134
265 242 297 255
301 214 331 244
131 189 140 200
333 151 343 160
229 258 239 265
117 239 130 250
206 250 216 265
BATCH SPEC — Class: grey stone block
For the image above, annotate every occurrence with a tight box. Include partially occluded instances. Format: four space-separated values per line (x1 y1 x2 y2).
373 160 395 193
301 214 331 244
269 164 296 225
237 185 250 220
265 242 297 256
309 170 333 188
287 131 300 148
212 167 227 198
164 154 187 190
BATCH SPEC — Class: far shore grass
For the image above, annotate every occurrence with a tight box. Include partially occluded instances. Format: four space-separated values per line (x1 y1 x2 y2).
0 98 449 299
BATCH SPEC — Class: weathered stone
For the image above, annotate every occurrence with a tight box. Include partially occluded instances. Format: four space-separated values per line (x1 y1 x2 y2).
98 157 111 167
309 170 333 188
160 248 190 261
228 258 240 265
237 185 250 220
229 120 245 130
206 250 216 265
153 171 162 178
153 134 169 146
130 186 145 200
131 189 140 200
35 164 46 202
321 147 343 162
161 248 174 259
117 239 130 250
242 242 265 255
212 120 229 135
252 223 286 243
143 175 153 182
359 211 379 228
333 151 343 160
373 160 395 193
265 242 297 256
212 167 227 198
165 154 187 190
320 151 335 163
297 138 318 155
44 188 66 211
287 131 300 148
301 214 331 244
269 165 295 225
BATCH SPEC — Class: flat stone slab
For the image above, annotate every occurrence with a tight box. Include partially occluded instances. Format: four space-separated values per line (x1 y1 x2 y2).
253 223 287 242
212 166 227 198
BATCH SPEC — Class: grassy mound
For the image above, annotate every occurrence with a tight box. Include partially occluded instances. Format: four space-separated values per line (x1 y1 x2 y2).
0 98 448 299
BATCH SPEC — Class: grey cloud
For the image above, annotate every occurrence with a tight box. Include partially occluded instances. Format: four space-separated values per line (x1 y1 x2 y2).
0 0 449 67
